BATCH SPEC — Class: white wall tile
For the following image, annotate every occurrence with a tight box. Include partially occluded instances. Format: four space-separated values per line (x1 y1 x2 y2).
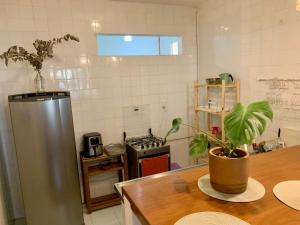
0 0 197 221
198 0 300 145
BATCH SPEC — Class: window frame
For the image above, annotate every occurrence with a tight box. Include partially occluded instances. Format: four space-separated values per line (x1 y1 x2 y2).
96 33 183 57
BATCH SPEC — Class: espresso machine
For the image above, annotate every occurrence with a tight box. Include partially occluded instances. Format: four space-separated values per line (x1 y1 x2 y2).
83 132 104 157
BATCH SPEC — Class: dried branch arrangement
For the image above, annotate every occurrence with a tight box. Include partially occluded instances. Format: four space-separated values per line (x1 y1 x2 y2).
0 34 80 72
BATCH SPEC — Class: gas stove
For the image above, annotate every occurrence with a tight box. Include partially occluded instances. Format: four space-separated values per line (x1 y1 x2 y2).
125 135 165 151
124 130 170 179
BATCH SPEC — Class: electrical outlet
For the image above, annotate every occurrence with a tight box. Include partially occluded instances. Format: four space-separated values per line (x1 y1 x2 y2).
160 101 167 111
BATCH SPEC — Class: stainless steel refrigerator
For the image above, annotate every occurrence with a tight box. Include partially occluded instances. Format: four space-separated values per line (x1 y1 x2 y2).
8 92 84 225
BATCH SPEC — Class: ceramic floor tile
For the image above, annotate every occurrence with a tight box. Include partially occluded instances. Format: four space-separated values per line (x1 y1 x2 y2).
112 205 124 224
84 213 93 225
89 206 121 225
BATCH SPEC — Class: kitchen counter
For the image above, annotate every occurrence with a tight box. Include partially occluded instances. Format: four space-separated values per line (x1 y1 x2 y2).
114 159 208 199
121 146 300 225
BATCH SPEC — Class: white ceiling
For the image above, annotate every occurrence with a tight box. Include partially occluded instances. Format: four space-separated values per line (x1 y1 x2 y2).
111 0 203 8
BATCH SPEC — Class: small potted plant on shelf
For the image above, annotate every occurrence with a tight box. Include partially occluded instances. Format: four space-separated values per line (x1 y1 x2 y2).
164 101 273 194
0 34 79 92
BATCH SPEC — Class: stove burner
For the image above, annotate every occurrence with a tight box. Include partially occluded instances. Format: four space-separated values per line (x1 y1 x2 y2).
125 135 164 150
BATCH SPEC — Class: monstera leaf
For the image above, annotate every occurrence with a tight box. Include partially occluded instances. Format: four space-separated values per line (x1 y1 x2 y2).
164 118 182 143
189 134 209 158
224 101 273 147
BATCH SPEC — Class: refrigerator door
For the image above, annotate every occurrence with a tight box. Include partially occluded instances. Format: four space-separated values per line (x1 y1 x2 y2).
9 92 83 225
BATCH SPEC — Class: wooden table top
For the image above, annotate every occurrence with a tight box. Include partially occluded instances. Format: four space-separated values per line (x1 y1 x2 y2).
123 146 300 225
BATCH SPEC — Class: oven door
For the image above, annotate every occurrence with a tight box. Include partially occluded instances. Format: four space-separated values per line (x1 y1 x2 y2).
138 153 170 177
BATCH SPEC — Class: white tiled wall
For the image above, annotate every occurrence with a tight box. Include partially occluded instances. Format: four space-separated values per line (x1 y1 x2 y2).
6 0 300 221
197 0 300 144
0 0 197 220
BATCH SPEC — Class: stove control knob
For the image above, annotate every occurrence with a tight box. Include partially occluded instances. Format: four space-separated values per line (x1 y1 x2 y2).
141 145 144 149
146 144 149 148
151 143 155 147
156 142 160 147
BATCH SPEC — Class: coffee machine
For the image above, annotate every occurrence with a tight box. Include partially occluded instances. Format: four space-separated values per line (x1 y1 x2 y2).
83 132 104 157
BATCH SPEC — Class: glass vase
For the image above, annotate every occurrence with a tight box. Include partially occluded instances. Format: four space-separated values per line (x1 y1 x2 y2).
34 71 45 93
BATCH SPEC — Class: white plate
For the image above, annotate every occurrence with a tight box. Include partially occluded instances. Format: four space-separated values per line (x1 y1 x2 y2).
198 174 265 202
174 212 250 225
273 180 300 211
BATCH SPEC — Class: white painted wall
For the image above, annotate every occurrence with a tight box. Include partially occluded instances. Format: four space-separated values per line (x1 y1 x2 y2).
0 0 196 219
197 0 300 145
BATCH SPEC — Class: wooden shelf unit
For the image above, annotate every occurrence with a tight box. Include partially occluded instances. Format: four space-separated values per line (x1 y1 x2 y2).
194 80 240 141
195 106 231 115
80 150 128 214
89 193 120 212
87 162 124 176
194 83 239 88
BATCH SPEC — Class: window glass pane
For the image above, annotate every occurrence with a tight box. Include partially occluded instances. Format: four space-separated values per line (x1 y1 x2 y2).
159 36 182 55
97 34 159 56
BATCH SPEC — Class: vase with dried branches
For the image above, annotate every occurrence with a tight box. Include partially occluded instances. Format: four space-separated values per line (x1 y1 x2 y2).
0 34 80 92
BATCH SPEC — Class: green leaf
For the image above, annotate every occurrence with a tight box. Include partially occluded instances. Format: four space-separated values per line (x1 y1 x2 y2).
4 56 8 66
71 36 80 42
164 118 182 143
189 134 208 158
224 101 273 147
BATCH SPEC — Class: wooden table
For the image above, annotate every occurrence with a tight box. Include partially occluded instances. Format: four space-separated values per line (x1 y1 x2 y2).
123 146 300 225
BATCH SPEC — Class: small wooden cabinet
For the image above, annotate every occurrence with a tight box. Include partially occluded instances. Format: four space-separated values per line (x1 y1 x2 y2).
80 149 128 214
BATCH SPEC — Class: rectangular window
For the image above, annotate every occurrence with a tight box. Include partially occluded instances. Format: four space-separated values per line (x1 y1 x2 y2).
97 34 159 56
97 34 182 56
159 36 182 55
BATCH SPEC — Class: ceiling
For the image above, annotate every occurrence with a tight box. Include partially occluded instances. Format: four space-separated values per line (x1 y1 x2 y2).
111 0 204 8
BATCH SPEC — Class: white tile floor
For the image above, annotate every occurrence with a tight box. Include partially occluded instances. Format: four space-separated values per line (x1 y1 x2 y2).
84 205 123 225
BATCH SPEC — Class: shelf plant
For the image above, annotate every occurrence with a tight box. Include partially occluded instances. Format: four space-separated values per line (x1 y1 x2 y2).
0 34 79 92
165 100 273 193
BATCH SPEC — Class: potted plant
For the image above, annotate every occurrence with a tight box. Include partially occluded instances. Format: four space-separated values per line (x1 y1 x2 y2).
0 34 79 92
164 101 273 194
